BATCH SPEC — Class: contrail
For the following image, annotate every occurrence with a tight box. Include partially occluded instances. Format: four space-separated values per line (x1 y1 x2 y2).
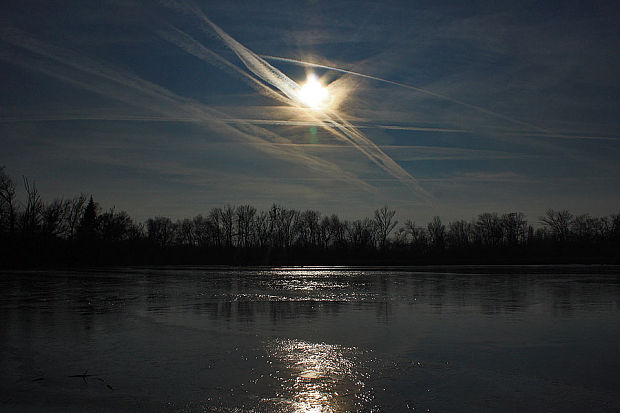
186 7 301 103
260 55 552 134
167 1 433 201
0 27 373 192
158 26 292 106
0 113 462 133
5 112 612 141
165 1 617 178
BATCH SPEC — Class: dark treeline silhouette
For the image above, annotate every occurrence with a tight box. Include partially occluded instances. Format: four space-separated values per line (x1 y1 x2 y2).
1 166 619 267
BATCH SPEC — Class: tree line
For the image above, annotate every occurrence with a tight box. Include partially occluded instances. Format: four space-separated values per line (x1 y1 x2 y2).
1 166 619 267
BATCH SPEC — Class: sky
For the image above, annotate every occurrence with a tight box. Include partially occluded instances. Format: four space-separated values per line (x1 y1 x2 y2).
1 0 619 224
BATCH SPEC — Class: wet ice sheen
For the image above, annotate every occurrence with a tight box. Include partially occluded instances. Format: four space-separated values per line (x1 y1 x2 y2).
0 266 619 412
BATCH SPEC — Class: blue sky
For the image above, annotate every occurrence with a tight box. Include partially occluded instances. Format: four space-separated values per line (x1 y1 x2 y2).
1 0 618 223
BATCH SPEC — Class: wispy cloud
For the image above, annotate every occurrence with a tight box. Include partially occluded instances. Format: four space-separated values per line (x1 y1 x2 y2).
1 0 618 220
0 25 374 192
160 0 433 201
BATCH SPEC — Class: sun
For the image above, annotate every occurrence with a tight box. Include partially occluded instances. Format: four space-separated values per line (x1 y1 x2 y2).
298 73 329 110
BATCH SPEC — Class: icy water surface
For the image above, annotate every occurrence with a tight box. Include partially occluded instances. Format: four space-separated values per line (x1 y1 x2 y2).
1 266 619 412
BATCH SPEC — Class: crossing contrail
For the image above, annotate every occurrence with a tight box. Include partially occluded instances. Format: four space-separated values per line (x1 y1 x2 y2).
164 1 433 201
0 26 375 192
260 55 551 134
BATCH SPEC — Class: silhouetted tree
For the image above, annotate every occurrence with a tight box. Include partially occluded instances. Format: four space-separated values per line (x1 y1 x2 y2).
570 214 611 242
401 219 427 249
126 221 146 241
220 204 235 248
77 196 98 241
253 210 270 248
610 213 620 241
319 214 346 249
20 176 44 235
474 212 503 247
236 205 256 248
171 218 192 246
99 208 133 242
268 204 297 248
207 207 223 247
191 215 209 247
540 209 573 242
296 210 321 248
0 168 618 267
318 215 331 249
501 212 527 246
41 199 69 238
427 216 445 250
66 194 87 241
146 216 174 248
0 166 17 235
374 206 397 250
346 218 375 249
447 219 471 249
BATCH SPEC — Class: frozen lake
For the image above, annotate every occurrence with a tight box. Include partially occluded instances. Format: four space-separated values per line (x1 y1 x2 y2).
1 266 619 412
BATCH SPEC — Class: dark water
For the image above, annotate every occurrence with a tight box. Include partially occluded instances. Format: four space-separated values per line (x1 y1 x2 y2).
1 266 619 412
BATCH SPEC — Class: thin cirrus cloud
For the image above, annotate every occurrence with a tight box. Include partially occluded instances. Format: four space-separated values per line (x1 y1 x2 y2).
0 25 378 193
159 0 433 201
0 0 618 220
0 15 438 201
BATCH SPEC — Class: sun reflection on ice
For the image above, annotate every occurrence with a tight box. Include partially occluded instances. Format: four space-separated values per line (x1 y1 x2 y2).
266 339 373 412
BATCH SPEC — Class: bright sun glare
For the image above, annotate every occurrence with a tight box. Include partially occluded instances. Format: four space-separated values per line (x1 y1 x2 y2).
298 73 329 110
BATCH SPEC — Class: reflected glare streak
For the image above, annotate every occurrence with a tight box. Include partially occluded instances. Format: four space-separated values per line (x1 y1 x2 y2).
267 339 371 412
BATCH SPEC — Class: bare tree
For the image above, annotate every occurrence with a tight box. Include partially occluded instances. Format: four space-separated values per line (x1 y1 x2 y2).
427 216 445 250
346 218 375 249
281 208 298 249
319 215 332 249
175 218 195 246
296 210 321 247
126 221 146 241
268 204 297 248
447 219 472 249
253 210 270 248
236 205 256 248
99 208 134 242
66 194 87 241
540 209 573 241
207 208 223 247
328 214 347 248
20 176 44 234
193 214 210 247
501 212 527 246
610 212 620 242
146 216 174 248
0 166 17 234
570 214 610 242
41 198 70 237
402 219 416 245
374 206 397 250
474 212 503 247
402 219 427 248
220 205 235 247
